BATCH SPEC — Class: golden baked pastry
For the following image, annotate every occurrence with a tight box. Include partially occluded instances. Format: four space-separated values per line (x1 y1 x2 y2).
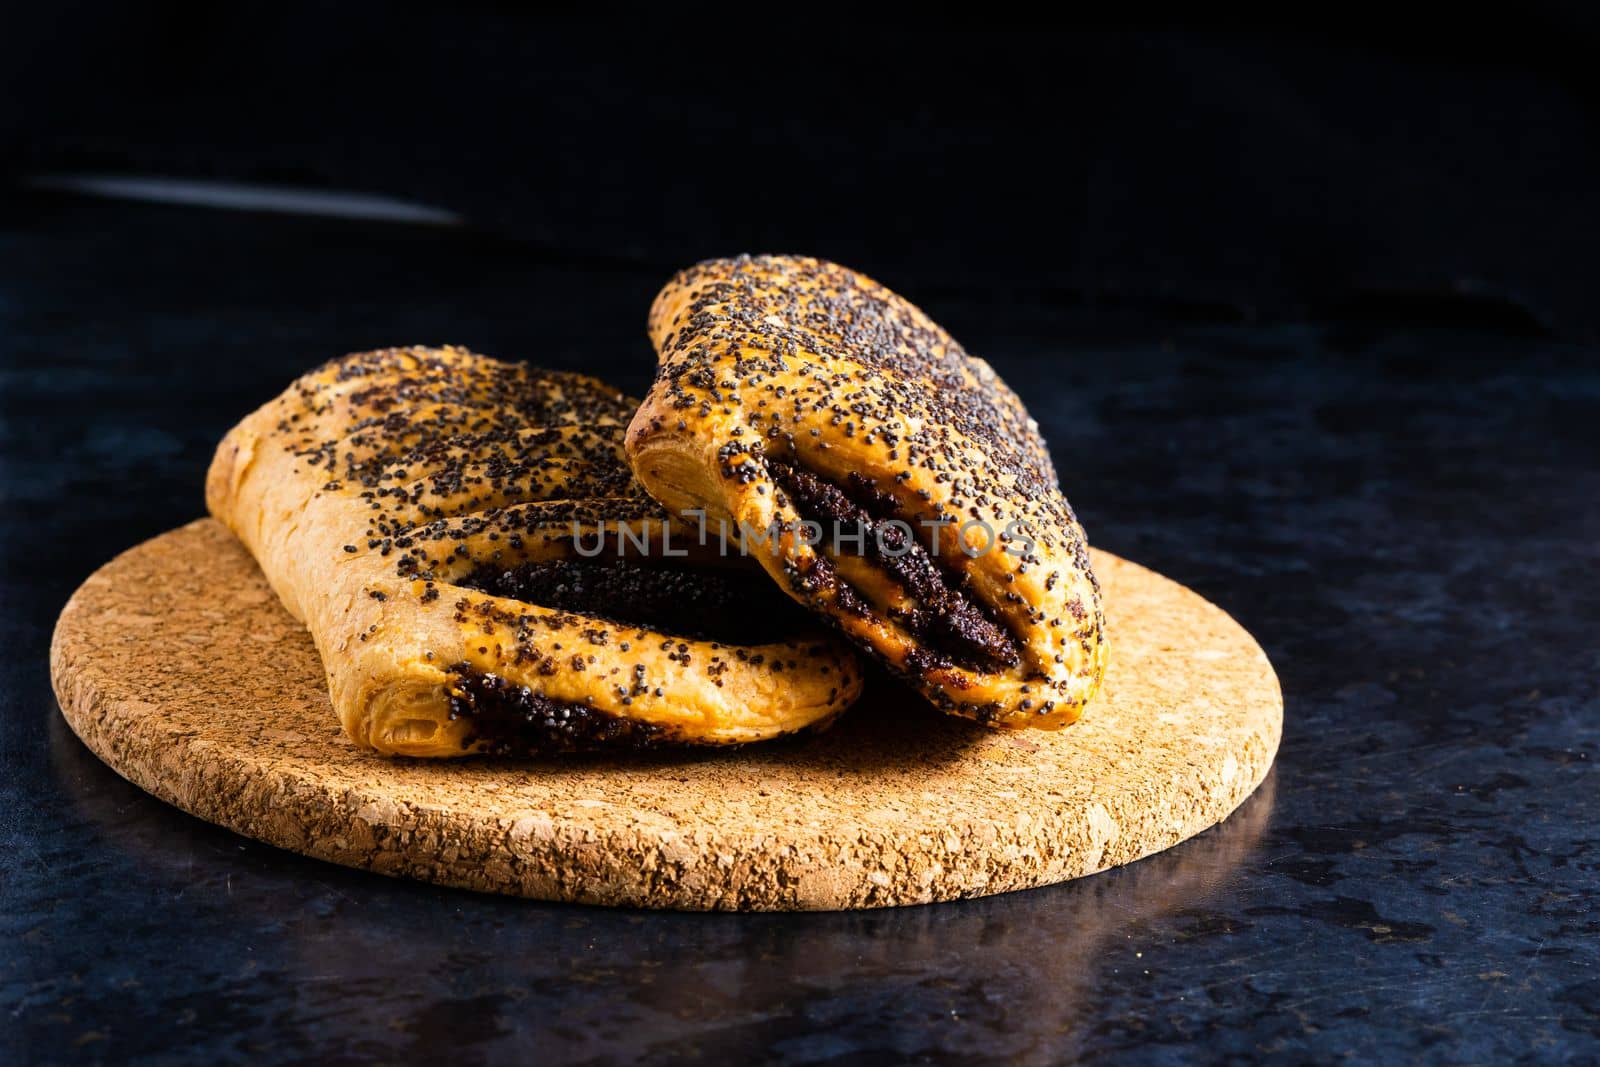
207 345 863 757
627 256 1107 729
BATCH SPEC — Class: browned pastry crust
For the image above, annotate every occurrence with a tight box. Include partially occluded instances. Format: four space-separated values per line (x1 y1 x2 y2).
627 256 1107 729
206 346 863 757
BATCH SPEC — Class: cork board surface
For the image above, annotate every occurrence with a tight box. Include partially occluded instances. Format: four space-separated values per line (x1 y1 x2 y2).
50 519 1281 911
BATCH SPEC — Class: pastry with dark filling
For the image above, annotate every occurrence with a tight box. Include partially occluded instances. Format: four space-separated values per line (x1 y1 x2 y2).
627 256 1107 728
207 345 863 757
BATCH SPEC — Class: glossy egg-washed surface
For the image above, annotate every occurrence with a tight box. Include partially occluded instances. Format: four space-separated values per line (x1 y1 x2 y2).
629 256 1107 727
205 347 862 756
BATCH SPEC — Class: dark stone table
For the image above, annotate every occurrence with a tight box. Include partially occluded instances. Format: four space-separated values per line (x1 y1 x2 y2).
4 192 1596 1064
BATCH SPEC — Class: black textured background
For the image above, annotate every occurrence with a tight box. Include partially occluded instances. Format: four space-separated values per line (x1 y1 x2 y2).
9 10 1600 339
4 12 1599 1065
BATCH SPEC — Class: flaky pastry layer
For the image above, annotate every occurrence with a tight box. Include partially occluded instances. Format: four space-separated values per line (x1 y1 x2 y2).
627 257 1106 728
207 346 862 757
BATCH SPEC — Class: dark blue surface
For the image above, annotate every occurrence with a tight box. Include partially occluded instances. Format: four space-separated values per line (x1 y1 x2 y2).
3 193 1597 1064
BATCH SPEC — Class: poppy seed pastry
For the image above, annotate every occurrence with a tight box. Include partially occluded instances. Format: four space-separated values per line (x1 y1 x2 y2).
626 256 1107 728
206 345 863 757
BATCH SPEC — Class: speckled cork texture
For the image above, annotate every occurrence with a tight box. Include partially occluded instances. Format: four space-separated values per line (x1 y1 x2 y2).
50 519 1281 911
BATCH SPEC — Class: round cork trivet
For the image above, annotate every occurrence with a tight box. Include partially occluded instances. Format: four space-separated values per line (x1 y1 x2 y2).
50 519 1281 911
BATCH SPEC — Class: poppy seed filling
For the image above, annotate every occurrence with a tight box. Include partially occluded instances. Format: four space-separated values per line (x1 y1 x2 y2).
768 461 1022 674
457 558 813 645
444 665 673 757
